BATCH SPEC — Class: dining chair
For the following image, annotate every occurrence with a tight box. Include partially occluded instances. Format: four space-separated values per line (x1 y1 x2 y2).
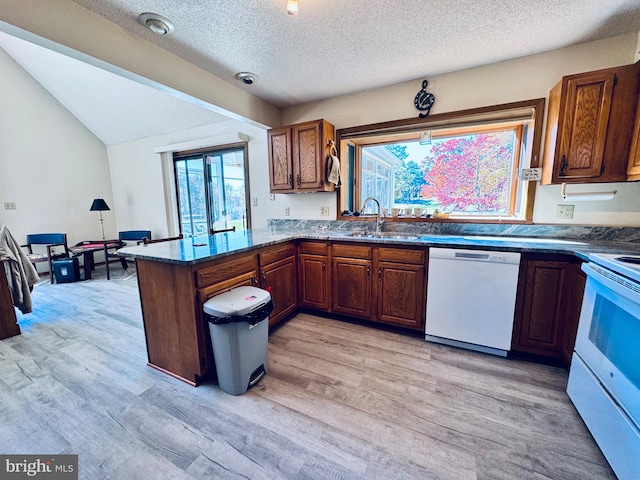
105 230 152 279
22 233 69 283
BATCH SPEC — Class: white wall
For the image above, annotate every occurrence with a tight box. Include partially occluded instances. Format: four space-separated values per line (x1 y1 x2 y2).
281 33 640 226
107 120 273 234
0 0 280 129
0 48 115 247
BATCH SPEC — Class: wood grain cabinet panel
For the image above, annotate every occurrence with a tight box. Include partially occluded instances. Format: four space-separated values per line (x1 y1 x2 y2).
562 268 586 367
267 119 335 193
198 271 258 302
376 261 425 329
137 259 204 385
628 94 640 180
196 254 258 288
332 257 372 318
268 127 293 191
299 251 330 310
260 254 297 328
512 255 583 366
542 63 640 184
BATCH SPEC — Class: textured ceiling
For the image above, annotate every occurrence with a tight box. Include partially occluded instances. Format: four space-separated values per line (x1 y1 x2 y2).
71 0 640 108
0 31 229 145
2 1 640 146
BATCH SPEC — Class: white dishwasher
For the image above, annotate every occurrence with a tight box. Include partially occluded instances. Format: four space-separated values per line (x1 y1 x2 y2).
425 247 521 356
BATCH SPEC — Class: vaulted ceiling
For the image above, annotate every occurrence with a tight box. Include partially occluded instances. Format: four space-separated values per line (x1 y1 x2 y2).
1 1 639 145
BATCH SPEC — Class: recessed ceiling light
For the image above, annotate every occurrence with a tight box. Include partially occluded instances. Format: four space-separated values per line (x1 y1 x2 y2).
235 72 258 85
138 13 175 35
287 0 299 15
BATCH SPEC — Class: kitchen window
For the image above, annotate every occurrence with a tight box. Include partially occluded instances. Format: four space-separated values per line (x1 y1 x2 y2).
174 143 250 237
337 98 545 222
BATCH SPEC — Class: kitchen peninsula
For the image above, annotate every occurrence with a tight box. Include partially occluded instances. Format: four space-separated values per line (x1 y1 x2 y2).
119 225 640 386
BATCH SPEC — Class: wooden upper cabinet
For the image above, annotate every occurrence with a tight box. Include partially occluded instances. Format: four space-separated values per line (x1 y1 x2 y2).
542 63 640 184
628 95 640 180
558 72 614 180
268 119 336 193
268 126 293 191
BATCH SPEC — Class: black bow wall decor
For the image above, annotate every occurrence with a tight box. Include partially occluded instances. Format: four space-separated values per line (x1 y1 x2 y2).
414 79 435 118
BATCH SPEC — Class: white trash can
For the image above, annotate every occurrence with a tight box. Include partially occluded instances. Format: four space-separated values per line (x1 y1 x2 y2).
203 286 273 395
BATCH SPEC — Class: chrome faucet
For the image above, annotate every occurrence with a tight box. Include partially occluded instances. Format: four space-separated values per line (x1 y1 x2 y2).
360 197 384 235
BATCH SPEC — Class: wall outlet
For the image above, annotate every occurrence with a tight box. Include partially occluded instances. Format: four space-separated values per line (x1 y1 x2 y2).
3 202 16 210
252 197 258 206
555 204 574 219
285 207 290 216
320 206 329 216
269 194 275 201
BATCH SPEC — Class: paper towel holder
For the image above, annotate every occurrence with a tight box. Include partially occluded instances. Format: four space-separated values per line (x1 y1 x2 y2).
561 183 617 202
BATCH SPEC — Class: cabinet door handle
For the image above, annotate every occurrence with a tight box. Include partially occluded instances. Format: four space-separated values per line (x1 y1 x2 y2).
559 155 567 176
322 261 326 271
367 265 370 279
252 276 258 285
261 271 267 286
288 174 293 186
378 267 382 280
296 174 301 186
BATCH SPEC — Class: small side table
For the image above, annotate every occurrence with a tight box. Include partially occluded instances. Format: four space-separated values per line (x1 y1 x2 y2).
69 240 125 280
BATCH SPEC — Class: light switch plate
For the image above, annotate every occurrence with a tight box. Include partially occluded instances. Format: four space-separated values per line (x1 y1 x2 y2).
320 206 329 216
520 168 542 181
4 202 16 210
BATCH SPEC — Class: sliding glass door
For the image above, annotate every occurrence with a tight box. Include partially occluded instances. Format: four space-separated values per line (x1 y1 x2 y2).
174 144 250 237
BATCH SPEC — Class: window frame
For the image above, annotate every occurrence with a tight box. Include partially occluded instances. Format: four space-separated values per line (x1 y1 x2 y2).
336 98 545 223
173 142 251 236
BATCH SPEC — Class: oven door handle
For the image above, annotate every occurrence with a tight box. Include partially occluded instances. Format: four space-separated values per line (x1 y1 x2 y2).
582 262 640 311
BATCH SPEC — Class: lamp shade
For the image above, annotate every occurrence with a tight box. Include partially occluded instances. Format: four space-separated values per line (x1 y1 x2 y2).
90 198 110 212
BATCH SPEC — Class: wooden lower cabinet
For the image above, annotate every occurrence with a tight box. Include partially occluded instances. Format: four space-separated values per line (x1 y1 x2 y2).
332 257 372 318
329 244 426 330
259 244 297 327
299 242 330 310
377 261 425 329
511 254 584 366
136 252 259 386
376 247 426 330
562 269 587 366
135 237 587 387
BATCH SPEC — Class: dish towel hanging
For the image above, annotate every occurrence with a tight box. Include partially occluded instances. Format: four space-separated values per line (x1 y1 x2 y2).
327 142 341 187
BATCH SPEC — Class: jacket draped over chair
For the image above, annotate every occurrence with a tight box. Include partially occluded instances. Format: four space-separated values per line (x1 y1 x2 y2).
0 226 40 313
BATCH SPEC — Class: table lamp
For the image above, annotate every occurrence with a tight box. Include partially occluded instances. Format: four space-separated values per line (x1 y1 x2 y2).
90 198 110 240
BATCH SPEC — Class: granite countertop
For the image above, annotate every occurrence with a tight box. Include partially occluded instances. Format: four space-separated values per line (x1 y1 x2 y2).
118 227 640 265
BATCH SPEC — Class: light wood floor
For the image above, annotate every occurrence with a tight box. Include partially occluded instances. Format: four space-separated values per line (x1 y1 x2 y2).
1 273 615 479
